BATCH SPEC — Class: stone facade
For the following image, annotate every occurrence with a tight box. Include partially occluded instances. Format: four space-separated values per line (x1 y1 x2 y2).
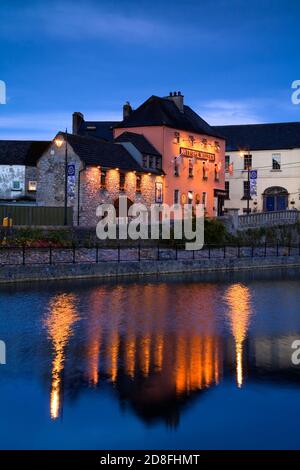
37 141 164 227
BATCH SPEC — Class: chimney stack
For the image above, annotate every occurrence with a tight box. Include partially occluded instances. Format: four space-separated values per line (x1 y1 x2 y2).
72 112 84 134
123 101 133 120
166 91 184 112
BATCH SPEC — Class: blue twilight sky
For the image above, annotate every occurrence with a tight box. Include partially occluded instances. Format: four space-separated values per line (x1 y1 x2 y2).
0 0 300 140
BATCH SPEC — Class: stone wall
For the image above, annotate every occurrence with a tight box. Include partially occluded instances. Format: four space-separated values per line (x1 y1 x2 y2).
37 141 164 227
25 166 38 200
1 255 300 284
0 165 25 199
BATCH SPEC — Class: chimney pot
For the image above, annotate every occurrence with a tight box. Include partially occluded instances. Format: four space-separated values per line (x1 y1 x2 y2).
123 101 133 120
165 91 184 112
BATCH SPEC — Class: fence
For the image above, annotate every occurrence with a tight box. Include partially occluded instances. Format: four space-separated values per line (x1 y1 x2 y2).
0 243 300 266
0 205 73 226
238 210 299 229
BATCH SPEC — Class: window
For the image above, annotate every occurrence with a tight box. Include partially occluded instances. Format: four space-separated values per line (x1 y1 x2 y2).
174 158 180 177
142 155 148 168
174 132 180 144
155 157 162 170
189 135 195 146
243 208 251 213
188 158 194 177
225 181 230 200
214 163 219 181
100 169 107 189
244 154 252 170
202 162 208 180
272 153 281 170
243 180 250 199
119 172 126 191
28 181 37 192
174 189 179 204
136 174 141 192
149 156 154 168
225 155 230 172
12 181 21 191
188 191 193 206
202 192 207 207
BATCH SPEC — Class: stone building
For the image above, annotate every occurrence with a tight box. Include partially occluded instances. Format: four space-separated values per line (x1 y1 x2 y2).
214 123 300 214
0 140 49 201
37 132 164 227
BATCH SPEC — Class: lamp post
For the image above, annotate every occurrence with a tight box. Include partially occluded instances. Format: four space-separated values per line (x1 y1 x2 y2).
240 149 251 214
54 129 68 225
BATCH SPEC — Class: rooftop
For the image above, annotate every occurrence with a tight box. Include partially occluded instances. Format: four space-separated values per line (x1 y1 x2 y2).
115 132 161 156
213 122 300 151
0 140 50 166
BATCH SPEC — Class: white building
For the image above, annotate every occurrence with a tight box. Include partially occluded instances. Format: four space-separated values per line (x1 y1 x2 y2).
214 123 300 214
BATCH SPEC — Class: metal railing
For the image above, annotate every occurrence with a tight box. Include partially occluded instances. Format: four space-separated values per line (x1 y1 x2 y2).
0 243 300 266
238 210 299 228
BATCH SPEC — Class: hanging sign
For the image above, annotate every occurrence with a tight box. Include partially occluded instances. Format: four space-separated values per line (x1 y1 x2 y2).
67 163 76 198
250 169 257 196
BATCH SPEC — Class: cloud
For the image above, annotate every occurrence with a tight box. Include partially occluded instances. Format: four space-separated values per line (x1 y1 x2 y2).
0 1 218 45
198 99 270 125
0 110 121 140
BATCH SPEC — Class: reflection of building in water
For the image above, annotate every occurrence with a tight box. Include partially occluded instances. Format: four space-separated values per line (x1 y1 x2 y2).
45 293 79 419
225 284 252 387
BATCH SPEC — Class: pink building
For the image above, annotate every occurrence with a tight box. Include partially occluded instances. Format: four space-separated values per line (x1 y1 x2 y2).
73 92 226 216
114 93 226 216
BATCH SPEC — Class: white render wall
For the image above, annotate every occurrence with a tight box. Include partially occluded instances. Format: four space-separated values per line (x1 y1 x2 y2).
0 165 25 200
225 147 300 214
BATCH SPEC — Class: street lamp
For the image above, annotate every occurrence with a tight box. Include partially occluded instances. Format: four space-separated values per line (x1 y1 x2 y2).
54 129 68 225
239 149 251 214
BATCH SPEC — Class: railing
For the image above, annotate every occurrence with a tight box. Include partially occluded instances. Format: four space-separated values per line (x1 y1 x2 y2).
238 210 299 228
0 243 300 266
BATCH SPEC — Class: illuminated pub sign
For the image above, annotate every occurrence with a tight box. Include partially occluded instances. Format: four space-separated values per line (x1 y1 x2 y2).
180 147 215 162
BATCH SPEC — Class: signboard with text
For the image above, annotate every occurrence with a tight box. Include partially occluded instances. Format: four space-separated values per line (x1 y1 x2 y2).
180 147 215 162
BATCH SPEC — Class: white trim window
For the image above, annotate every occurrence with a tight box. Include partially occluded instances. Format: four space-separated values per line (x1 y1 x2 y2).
12 180 21 191
272 153 281 170
28 180 37 192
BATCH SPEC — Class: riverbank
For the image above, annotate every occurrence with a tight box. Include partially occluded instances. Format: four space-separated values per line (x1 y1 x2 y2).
2 255 300 284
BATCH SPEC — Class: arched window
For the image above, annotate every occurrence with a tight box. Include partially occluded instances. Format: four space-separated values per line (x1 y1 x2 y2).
263 186 288 211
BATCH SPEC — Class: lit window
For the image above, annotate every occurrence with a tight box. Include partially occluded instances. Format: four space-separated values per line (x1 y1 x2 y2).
272 153 281 170
174 189 179 204
244 154 252 170
202 162 208 180
188 191 193 205
28 181 37 192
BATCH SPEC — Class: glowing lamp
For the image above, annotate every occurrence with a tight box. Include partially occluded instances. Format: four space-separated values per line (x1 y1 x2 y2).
54 137 64 148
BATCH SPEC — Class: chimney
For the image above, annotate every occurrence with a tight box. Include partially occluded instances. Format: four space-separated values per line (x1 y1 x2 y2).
166 91 184 112
123 101 132 120
72 112 84 134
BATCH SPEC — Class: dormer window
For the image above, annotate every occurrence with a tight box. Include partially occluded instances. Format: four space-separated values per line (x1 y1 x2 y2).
155 157 162 170
142 155 148 168
148 156 154 169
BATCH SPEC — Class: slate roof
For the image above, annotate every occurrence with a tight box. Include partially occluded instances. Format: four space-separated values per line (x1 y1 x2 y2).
213 122 300 152
58 132 162 174
0 140 50 166
115 132 161 156
77 121 119 141
114 95 223 139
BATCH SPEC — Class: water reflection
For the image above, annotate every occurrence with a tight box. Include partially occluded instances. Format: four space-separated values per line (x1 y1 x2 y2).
225 284 252 387
40 280 300 428
44 293 79 419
